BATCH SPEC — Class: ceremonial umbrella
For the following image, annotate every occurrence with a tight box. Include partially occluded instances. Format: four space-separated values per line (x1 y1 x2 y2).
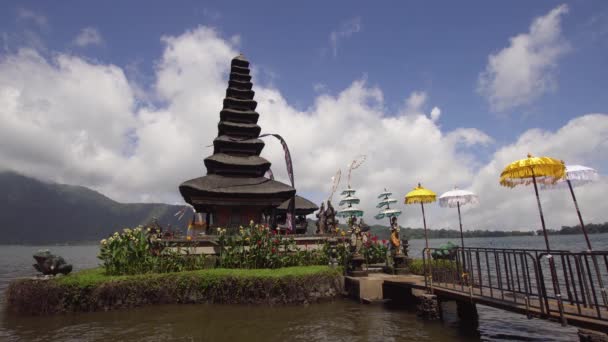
541 165 599 251
405 183 436 249
438 188 479 270
541 165 607 306
500 153 567 324
499 153 565 251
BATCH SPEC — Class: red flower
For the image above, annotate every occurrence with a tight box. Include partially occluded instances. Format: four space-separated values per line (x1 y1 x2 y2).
257 240 262 246
271 247 276 254
372 235 378 242
382 239 387 244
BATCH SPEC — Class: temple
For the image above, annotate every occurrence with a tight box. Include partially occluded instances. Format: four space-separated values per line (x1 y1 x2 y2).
179 54 317 232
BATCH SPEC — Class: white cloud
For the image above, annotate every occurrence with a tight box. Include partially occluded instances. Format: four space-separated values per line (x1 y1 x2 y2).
73 27 103 47
405 91 427 112
477 4 570 112
0 25 606 234
17 8 48 28
313 83 328 93
465 114 608 231
430 106 441 122
329 17 361 57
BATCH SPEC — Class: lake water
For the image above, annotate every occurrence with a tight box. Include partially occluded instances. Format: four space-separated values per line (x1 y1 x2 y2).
2 234 607 341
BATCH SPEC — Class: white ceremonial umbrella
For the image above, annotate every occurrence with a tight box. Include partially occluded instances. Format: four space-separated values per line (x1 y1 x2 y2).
438 188 479 271
541 164 599 251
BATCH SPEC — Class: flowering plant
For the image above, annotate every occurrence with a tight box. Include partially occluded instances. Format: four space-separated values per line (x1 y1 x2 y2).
218 222 326 269
98 226 206 275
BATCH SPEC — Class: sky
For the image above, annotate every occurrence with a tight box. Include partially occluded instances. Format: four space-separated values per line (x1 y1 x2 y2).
0 1 607 232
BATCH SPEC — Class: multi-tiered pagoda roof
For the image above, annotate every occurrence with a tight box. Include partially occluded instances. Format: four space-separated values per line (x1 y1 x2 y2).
179 55 296 219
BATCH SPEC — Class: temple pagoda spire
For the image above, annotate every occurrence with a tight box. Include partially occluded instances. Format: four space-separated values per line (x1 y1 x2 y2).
179 54 297 230
205 54 270 177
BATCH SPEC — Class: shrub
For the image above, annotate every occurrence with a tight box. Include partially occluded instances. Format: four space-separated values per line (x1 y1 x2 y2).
362 233 389 264
218 222 328 269
98 227 207 275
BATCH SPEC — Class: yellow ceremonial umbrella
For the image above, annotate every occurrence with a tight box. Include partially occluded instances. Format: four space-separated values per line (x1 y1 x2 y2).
405 183 436 249
499 153 565 252
500 153 566 324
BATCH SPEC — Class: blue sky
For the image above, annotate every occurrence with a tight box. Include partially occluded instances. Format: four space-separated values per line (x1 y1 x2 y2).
3 0 606 143
0 1 607 230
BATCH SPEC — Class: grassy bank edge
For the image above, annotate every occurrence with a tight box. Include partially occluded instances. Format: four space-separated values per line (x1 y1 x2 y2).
54 265 343 288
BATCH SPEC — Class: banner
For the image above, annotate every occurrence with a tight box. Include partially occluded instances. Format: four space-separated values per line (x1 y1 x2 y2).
259 133 295 231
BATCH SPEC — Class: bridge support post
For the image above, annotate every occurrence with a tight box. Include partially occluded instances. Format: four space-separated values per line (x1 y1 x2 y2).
578 329 608 342
416 294 441 320
456 300 479 328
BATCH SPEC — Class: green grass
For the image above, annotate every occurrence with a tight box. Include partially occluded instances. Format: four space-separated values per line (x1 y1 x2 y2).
56 266 341 288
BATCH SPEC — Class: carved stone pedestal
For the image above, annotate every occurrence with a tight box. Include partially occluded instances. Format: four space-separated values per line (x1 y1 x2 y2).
348 254 368 277
392 253 410 275
328 238 339 268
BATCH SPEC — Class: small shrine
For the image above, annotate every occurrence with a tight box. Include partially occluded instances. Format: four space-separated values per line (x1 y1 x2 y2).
376 189 409 274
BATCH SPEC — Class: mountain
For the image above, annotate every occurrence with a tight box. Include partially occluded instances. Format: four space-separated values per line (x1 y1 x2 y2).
0 171 191 244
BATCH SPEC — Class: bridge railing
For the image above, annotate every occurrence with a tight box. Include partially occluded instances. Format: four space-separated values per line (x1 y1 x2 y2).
422 247 608 325
537 251 608 321
423 247 547 316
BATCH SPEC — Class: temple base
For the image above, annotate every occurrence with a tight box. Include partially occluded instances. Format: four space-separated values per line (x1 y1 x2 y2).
348 254 368 277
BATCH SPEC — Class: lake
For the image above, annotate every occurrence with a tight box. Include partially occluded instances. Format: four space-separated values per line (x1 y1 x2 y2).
2 234 607 341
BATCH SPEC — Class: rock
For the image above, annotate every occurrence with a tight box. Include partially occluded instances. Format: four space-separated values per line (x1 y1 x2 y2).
32 249 73 276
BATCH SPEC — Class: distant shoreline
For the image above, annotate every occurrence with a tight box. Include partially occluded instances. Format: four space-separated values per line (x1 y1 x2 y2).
3 231 608 246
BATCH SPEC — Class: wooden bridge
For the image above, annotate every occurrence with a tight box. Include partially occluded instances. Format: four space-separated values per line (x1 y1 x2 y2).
351 247 608 333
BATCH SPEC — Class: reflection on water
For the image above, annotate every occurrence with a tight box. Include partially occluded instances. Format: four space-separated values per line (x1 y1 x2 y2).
3 233 605 341
3 302 475 342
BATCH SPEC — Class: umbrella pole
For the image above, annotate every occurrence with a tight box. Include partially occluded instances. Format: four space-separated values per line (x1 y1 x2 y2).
568 181 608 305
533 173 567 326
421 202 429 249
567 179 592 251
532 174 551 251
457 201 466 272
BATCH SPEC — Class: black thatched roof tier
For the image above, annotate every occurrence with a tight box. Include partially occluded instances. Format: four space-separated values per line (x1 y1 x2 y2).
229 72 251 82
229 80 252 90
204 153 270 177
179 174 295 208
218 121 261 138
223 97 257 111
226 87 254 100
276 195 319 215
231 65 250 75
213 135 264 155
220 108 259 124
231 54 249 68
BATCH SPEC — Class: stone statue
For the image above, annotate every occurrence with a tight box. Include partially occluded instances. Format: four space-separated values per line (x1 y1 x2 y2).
349 217 364 256
346 216 368 277
388 216 410 275
402 238 410 257
390 216 402 255
325 200 337 233
315 202 326 234
33 250 73 276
